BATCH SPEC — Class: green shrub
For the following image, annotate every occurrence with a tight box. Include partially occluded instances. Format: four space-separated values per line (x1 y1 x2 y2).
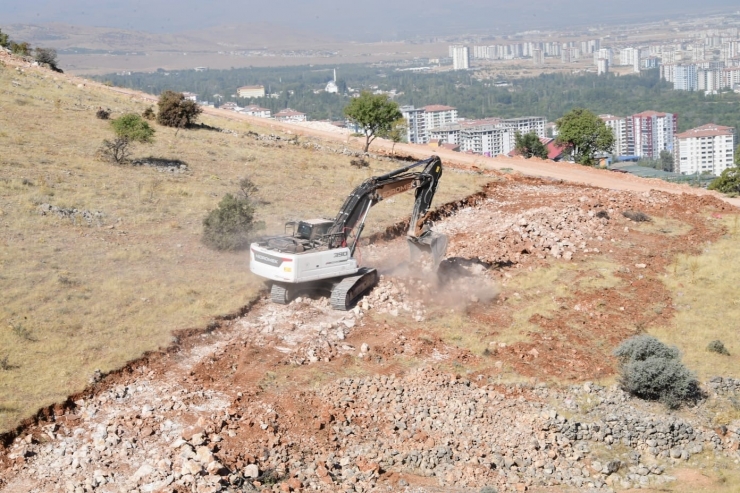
708 166 740 195
202 179 263 251
707 340 730 356
614 335 700 409
111 113 155 143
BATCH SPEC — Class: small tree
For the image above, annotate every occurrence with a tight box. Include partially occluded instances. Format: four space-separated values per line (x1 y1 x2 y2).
614 335 700 409
202 178 264 251
515 131 549 159
659 150 674 172
555 108 614 166
735 144 740 166
344 91 402 152
708 166 740 195
380 117 407 155
157 90 202 131
0 29 9 48
35 47 59 71
100 113 155 164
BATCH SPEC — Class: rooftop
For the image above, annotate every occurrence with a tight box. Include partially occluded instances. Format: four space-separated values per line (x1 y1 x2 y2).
423 105 457 112
677 123 735 139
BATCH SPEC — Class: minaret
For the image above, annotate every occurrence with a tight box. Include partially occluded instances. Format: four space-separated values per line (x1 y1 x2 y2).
334 69 337 82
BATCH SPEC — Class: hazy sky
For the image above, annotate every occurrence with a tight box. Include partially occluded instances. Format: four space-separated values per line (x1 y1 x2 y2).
2 0 739 40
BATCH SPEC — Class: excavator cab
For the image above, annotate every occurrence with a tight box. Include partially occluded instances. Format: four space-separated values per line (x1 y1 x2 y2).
293 219 334 241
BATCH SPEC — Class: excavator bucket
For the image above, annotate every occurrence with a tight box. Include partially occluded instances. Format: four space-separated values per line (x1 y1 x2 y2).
408 232 448 267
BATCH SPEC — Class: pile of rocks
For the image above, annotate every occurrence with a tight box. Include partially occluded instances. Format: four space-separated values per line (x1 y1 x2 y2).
130 158 188 174
38 203 103 226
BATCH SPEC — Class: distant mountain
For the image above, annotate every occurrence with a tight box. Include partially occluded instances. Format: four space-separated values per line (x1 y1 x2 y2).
4 22 334 53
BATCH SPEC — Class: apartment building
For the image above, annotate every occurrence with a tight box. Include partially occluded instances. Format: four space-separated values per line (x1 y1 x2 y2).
619 47 641 73
428 117 545 156
631 111 679 159
237 85 266 98
673 65 698 91
459 124 515 156
597 58 609 75
677 124 736 175
600 115 631 156
401 105 458 144
451 46 470 70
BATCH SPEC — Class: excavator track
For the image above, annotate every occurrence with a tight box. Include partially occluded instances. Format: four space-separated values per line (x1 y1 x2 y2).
270 283 292 305
330 268 379 311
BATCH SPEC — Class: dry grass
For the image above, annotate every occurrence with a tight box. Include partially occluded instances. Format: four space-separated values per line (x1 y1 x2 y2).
0 63 490 431
649 216 740 381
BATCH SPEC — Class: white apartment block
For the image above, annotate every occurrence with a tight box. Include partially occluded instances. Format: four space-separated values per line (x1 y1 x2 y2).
428 117 546 156
619 47 641 73
237 85 266 98
600 115 631 156
401 105 458 144
532 48 544 65
459 124 515 156
597 58 609 75
677 124 736 175
451 45 470 70
594 48 613 65
502 116 547 138
673 65 698 91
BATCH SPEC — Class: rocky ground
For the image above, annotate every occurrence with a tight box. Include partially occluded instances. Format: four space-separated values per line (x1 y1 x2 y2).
2 176 739 493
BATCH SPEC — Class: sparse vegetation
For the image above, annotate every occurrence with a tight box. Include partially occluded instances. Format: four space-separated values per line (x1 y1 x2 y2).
0 57 490 432
614 335 700 409
350 157 369 168
708 166 740 195
100 113 155 163
96 107 111 120
708 340 730 356
34 47 60 71
202 178 264 251
156 90 202 130
514 131 548 159
142 106 156 120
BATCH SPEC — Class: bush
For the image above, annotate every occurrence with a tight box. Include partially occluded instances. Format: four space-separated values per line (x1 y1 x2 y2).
707 340 730 356
35 47 60 71
10 41 31 56
622 210 650 222
99 138 131 164
96 108 111 120
350 158 369 168
100 114 155 163
614 335 700 409
142 106 156 120
202 178 263 251
157 90 202 129
708 166 740 195
111 113 155 143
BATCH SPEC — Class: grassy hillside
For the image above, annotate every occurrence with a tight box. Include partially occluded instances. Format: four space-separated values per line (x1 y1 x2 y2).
0 60 490 432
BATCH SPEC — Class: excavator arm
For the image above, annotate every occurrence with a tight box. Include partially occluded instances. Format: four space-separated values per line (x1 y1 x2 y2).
327 156 447 264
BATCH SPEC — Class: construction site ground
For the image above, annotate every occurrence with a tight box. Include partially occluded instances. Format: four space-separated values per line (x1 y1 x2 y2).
3 173 740 493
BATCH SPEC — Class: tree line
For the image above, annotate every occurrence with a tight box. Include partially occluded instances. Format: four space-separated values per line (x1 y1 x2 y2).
97 64 740 134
